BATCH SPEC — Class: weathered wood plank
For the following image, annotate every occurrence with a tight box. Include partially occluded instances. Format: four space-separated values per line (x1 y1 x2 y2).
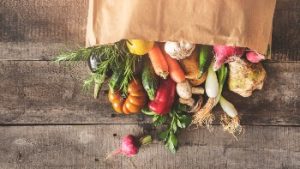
0 125 299 169
0 61 299 125
0 0 299 61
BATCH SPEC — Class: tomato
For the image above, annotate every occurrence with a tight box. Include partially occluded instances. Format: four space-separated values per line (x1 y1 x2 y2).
127 95 146 106
122 104 131 114
112 102 123 113
126 39 154 56
108 79 147 115
125 101 140 113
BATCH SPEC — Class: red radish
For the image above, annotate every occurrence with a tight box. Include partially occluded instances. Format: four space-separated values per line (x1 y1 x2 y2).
246 51 265 63
107 135 152 158
213 45 245 71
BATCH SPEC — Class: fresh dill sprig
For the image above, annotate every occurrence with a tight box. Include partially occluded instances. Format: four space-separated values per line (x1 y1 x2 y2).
119 54 137 94
55 40 139 98
55 46 99 62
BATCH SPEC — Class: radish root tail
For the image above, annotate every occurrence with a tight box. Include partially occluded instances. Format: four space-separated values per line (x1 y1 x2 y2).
192 98 215 131
105 149 122 160
220 114 243 140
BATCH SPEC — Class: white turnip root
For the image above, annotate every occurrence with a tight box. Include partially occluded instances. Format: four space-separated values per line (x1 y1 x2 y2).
228 57 266 97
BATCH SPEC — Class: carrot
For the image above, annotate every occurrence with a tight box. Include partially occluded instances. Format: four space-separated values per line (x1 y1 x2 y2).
148 45 169 79
164 53 186 83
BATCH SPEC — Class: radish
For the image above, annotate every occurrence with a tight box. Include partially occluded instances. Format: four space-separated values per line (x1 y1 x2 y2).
213 45 245 71
246 51 265 63
107 135 152 158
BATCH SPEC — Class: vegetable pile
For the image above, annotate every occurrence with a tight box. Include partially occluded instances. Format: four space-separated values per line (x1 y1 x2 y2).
56 40 267 154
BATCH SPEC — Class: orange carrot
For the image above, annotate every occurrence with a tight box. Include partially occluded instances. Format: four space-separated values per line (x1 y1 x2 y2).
148 45 169 79
164 53 186 83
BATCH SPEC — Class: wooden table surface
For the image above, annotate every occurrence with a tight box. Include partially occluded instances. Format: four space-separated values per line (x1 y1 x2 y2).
0 1 299 169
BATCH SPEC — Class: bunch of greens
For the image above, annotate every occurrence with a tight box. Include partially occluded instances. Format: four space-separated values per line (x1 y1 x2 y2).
143 103 191 153
55 41 138 97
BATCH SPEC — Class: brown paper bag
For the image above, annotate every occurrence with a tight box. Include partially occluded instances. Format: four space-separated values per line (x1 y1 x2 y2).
86 0 276 58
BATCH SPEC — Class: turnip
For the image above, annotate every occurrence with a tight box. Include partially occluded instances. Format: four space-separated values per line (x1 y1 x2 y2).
213 45 245 71
106 135 152 158
228 57 266 97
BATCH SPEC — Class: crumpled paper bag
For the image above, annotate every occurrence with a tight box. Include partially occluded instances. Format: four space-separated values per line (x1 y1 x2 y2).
86 0 276 58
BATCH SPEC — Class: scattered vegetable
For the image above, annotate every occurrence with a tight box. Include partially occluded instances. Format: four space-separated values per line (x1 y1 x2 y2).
126 39 154 56
176 80 204 99
180 50 207 86
213 45 245 71
220 96 243 138
228 57 266 97
215 64 228 104
106 135 152 158
199 45 212 77
148 78 176 115
165 53 186 83
205 64 219 98
108 79 146 114
142 59 159 100
56 39 269 153
148 45 169 79
164 41 195 60
246 51 265 63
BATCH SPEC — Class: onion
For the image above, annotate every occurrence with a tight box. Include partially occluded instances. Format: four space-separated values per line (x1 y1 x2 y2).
205 64 219 98
219 96 238 118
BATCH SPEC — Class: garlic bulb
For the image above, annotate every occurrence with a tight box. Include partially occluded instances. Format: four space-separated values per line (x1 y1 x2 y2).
164 41 195 60
228 57 266 97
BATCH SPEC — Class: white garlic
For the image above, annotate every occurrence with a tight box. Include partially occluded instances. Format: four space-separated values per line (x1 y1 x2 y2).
164 41 195 60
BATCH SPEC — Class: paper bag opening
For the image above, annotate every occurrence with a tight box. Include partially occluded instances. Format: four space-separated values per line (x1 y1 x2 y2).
86 0 276 58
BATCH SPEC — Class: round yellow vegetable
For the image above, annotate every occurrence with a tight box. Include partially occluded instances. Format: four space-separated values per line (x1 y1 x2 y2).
126 39 154 56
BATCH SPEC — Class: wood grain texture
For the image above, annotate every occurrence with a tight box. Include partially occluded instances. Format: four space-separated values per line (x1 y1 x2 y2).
0 125 299 169
0 0 299 61
0 61 299 125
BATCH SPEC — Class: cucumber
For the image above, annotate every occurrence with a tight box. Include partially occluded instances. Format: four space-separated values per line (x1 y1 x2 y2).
199 45 212 77
142 59 159 100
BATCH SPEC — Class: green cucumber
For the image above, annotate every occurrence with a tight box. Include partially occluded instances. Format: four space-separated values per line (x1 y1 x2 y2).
142 59 159 100
198 45 212 77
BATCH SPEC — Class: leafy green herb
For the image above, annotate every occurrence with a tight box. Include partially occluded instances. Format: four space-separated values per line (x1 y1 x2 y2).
142 104 191 153
55 40 138 97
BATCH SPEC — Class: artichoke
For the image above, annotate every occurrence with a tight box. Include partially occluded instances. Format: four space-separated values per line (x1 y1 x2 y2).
228 57 266 97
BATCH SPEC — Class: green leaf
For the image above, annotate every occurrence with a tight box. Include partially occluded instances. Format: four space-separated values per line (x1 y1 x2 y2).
177 119 183 128
178 115 192 128
217 65 228 86
166 131 178 153
159 130 169 141
153 115 167 126
172 121 178 133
